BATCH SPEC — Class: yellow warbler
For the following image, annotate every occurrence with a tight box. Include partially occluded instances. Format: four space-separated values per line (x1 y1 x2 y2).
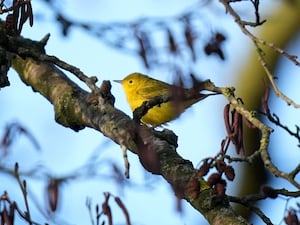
114 73 210 126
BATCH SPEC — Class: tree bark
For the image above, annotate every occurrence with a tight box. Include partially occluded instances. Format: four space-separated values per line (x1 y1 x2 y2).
0 20 250 224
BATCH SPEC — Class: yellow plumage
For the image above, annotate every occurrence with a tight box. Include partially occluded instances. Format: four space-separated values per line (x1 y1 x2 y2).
115 73 208 126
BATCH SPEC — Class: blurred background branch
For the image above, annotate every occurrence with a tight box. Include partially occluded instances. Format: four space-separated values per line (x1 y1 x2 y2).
0 0 300 224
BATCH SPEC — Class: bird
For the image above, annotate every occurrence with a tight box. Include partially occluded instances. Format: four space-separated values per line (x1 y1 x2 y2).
114 72 211 126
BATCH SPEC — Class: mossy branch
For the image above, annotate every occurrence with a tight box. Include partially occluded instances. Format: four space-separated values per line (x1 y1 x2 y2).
11 55 251 225
0 23 253 223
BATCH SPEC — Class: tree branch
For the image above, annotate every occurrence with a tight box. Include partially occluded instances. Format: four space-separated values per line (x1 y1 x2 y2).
9 42 249 225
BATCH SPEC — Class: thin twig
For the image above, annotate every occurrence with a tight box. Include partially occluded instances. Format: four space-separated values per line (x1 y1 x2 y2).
255 43 300 108
86 198 95 225
219 0 300 108
228 195 273 225
120 144 130 178
12 163 44 225
39 54 99 92
219 0 300 66
261 87 300 145
202 80 300 189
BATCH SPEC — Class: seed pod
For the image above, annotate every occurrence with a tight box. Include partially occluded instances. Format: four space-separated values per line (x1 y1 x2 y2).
215 180 226 196
46 179 60 212
224 165 235 181
187 177 200 200
207 173 221 187
197 159 210 177
262 185 278 199
216 160 227 173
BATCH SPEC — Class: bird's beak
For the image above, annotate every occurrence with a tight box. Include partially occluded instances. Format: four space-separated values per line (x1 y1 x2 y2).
113 80 122 84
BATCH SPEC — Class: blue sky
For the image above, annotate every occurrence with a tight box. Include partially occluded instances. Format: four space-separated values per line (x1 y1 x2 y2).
0 0 299 224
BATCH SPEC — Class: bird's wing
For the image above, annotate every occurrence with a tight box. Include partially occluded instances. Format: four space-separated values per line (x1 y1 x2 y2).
137 79 170 100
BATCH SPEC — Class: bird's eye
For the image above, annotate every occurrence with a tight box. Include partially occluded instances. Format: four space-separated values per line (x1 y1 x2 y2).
129 80 133 84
